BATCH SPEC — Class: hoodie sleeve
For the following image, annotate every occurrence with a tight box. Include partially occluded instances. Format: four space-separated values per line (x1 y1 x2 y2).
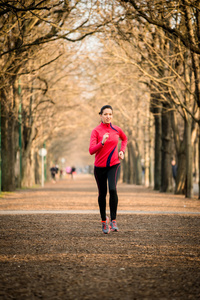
119 128 128 153
89 129 103 155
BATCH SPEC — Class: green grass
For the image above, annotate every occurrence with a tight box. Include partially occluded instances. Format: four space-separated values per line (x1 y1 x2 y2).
0 191 13 198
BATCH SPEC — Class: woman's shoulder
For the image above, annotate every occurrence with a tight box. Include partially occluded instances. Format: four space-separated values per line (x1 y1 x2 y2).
91 123 101 132
95 123 102 129
111 124 121 131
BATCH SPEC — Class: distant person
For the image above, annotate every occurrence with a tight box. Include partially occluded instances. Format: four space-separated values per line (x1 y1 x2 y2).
171 159 177 181
71 166 76 179
66 166 72 178
89 105 127 234
50 165 57 183
55 165 59 180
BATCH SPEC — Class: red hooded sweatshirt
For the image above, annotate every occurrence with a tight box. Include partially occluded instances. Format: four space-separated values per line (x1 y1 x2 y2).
89 122 127 167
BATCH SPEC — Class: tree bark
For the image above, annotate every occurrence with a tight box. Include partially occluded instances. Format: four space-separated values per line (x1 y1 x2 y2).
175 150 186 194
152 101 162 190
135 141 142 185
185 116 193 198
149 113 154 187
127 140 135 184
1 90 17 191
199 126 200 199
160 103 172 192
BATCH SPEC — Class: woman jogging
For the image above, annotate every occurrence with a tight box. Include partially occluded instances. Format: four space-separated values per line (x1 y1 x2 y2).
89 105 127 234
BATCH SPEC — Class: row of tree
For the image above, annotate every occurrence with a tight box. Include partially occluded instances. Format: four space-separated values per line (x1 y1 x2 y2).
0 1 200 199
0 0 103 190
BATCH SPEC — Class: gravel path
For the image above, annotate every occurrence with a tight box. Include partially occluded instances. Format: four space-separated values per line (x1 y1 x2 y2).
0 175 200 299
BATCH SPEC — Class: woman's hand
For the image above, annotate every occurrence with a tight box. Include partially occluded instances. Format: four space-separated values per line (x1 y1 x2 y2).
118 151 124 160
102 133 109 144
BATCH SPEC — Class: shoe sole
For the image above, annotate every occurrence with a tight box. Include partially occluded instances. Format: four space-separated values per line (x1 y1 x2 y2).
110 222 119 232
110 228 119 232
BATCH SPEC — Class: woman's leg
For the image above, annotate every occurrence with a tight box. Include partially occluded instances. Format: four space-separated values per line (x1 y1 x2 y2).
94 167 108 221
107 164 121 221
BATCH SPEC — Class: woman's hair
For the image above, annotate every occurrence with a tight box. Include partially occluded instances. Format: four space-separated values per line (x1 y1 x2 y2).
99 105 113 115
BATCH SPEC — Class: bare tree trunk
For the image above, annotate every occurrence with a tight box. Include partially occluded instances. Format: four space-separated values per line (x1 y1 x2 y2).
144 110 149 187
160 104 172 192
149 113 154 187
1 112 16 191
171 107 186 194
34 151 41 184
175 145 186 194
199 126 200 199
185 116 193 198
1 87 18 191
124 130 143 185
127 141 135 184
21 124 37 187
135 141 142 185
126 143 131 184
22 147 36 187
183 1 200 107
193 134 199 183
129 140 142 185
153 106 162 190
144 140 149 187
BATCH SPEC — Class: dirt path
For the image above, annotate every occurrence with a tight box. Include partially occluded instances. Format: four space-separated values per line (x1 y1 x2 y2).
1 174 200 214
0 175 200 299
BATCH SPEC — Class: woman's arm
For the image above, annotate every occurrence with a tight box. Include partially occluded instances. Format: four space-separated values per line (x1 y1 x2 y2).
89 129 103 155
119 128 128 153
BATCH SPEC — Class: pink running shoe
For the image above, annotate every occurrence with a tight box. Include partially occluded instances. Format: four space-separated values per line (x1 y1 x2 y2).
110 220 119 232
101 216 110 234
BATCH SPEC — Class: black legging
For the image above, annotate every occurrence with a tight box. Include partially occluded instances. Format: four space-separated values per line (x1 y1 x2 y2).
94 163 121 221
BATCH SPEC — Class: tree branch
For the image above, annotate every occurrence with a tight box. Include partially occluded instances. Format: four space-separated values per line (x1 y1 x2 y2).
120 0 200 54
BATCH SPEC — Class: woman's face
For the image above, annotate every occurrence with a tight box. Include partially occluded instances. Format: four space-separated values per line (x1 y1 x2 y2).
100 108 113 124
